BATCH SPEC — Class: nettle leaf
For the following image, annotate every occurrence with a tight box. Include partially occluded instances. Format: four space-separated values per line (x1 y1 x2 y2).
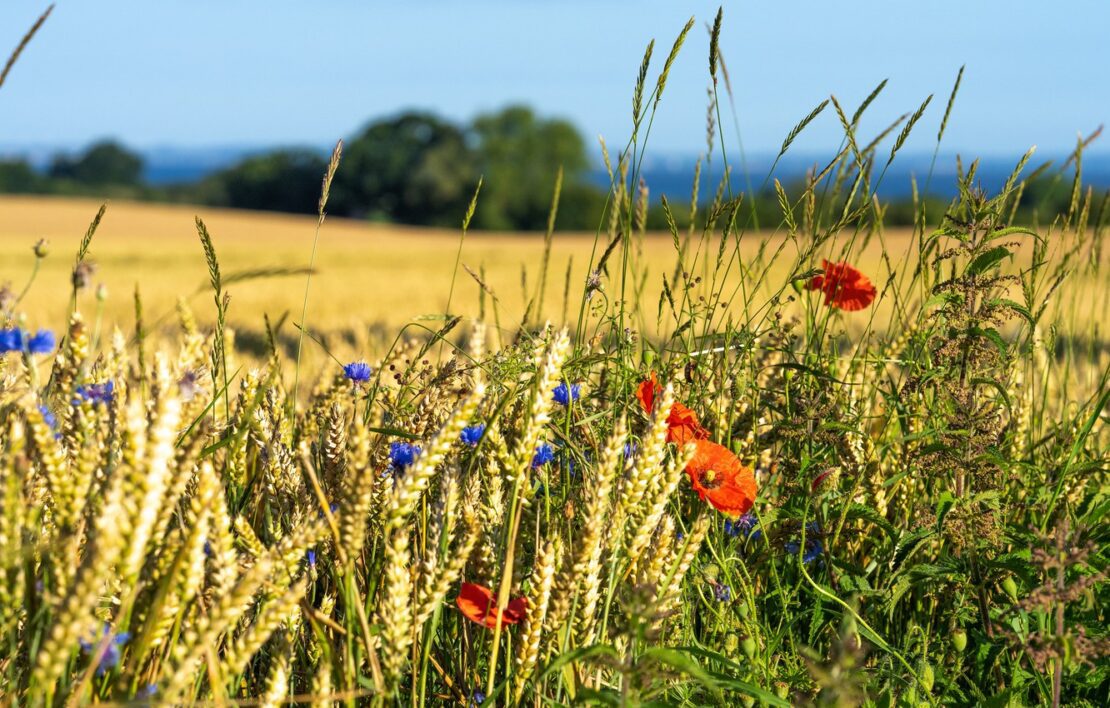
890 527 934 572
970 326 1010 355
935 491 956 528
993 298 1035 325
845 503 898 540
971 377 1012 413
967 245 1013 275
925 291 963 310
986 225 1038 242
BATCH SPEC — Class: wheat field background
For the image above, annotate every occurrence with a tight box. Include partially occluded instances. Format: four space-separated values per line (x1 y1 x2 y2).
3 195 1105 365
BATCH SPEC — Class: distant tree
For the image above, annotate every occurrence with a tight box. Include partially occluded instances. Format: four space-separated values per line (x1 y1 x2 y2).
469 105 592 230
0 159 44 193
331 112 477 225
48 140 143 186
200 149 327 213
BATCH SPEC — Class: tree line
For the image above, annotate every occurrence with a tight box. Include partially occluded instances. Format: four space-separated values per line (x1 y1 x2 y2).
0 105 611 231
0 104 1087 231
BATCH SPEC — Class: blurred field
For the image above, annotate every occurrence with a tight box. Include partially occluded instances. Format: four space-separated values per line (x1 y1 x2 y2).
0 195 1105 357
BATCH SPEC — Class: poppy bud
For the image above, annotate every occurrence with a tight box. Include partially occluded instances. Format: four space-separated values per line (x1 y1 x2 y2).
740 696 755 708
33 239 49 258
741 635 756 660
952 629 967 653
1002 577 1018 601
791 278 806 295
736 602 750 619
774 682 790 699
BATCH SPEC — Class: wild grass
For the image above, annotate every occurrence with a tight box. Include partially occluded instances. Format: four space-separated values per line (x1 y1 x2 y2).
0 8 1108 708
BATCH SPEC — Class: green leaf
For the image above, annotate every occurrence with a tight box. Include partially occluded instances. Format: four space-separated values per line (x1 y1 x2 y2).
538 644 619 682
970 377 1012 414
971 326 1009 355
890 528 934 571
967 245 1012 275
844 503 898 540
640 647 722 699
995 298 1035 325
924 291 963 310
671 646 791 706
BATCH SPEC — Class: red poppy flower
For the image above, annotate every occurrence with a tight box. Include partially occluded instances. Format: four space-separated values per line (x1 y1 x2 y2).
455 582 527 629
636 374 711 443
635 372 662 414
684 439 757 518
666 402 710 445
807 259 876 311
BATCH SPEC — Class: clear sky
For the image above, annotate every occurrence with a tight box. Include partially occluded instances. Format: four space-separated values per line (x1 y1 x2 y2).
0 0 1107 158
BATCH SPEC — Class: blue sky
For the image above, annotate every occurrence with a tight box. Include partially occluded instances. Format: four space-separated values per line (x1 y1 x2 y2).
0 0 1107 159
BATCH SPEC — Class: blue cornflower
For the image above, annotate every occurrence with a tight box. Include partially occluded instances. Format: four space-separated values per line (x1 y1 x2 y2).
460 424 485 447
531 442 555 468
785 522 823 564
307 549 317 568
78 624 131 676
471 689 486 706
75 381 114 406
724 512 758 539
713 583 732 602
552 381 582 406
623 441 638 460
38 404 58 433
343 361 372 383
138 684 157 699
27 329 55 354
390 441 420 470
0 328 23 353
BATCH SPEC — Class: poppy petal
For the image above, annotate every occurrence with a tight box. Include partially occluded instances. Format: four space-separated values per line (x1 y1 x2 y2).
684 439 757 518
635 373 661 414
456 582 528 629
809 259 876 311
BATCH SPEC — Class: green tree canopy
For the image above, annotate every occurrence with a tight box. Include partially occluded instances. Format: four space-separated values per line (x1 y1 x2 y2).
0 159 43 193
48 140 143 186
330 112 477 225
200 149 327 213
469 105 591 230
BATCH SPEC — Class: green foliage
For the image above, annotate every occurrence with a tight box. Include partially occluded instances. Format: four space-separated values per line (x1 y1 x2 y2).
470 105 592 230
48 140 144 187
198 149 327 213
330 111 476 225
0 158 44 192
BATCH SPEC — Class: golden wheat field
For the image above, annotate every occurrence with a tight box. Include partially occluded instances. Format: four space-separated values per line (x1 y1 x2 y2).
2 195 1106 357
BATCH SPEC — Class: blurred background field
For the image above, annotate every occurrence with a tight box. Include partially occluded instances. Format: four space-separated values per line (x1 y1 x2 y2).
2 194 1106 356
